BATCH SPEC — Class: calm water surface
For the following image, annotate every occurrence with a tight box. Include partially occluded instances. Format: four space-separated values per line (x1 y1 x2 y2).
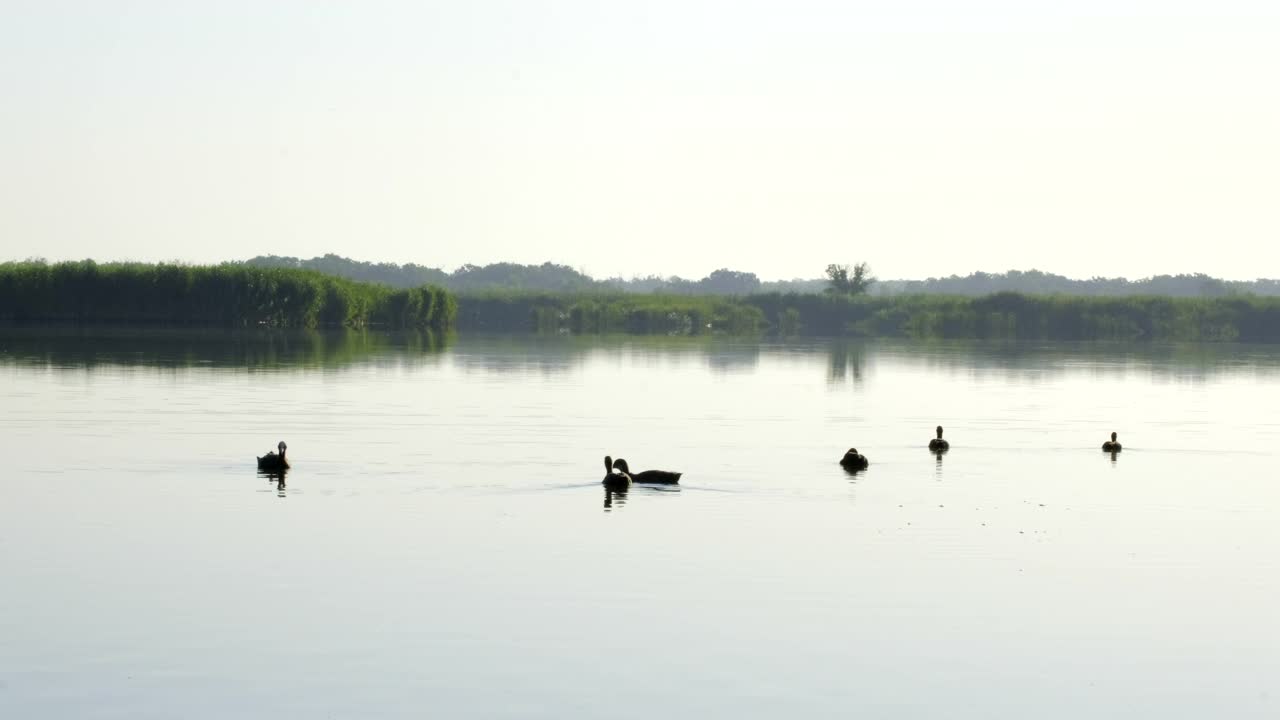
1 330 1277 718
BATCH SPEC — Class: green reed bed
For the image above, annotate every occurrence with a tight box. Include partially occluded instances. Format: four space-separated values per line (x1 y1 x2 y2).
456 290 766 335
456 289 1280 341
748 291 1280 342
0 261 456 330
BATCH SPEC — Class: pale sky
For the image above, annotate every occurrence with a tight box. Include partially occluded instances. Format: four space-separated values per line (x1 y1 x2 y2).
2 1 1278 280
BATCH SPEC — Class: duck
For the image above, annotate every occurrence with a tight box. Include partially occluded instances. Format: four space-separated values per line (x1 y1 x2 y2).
602 455 632 489
611 458 681 484
839 448 869 470
257 441 290 470
1101 432 1122 452
928 425 950 451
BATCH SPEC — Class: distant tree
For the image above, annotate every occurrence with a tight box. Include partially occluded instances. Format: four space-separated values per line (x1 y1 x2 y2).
449 262 596 292
697 269 762 295
824 264 849 294
659 277 697 295
241 254 448 288
879 269 1280 298
825 262 873 296
761 277 828 294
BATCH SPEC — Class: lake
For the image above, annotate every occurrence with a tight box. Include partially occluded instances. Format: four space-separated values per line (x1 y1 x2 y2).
1 329 1277 719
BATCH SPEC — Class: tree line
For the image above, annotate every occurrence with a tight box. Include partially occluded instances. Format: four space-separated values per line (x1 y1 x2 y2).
0 261 456 330
877 269 1280 297
242 254 1280 298
6 259 1279 341
242 254 810 294
748 292 1280 342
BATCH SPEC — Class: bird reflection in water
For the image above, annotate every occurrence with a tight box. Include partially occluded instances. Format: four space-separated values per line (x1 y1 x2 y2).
841 464 867 481
603 485 628 511
1108 450 1120 465
932 447 947 480
602 484 680 512
258 469 288 497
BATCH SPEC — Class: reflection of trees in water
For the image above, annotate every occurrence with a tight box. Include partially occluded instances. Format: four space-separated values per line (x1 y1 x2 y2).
827 341 868 385
0 328 449 371
869 339 1280 383
819 337 1280 386
704 344 760 373
450 335 583 376
455 335 1250 385
450 335 760 376
7 328 1280 383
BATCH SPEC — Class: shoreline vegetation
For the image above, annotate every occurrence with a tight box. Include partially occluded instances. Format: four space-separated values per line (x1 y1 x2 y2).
458 291 1280 342
0 261 455 330
4 260 1280 342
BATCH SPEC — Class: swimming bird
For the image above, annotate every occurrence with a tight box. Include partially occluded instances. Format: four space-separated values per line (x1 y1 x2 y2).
1101 432 1122 452
257 441 290 470
611 458 681 484
602 455 632 489
928 425 950 451
840 448 869 470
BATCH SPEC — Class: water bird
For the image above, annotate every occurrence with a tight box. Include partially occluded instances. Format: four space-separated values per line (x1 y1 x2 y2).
611 458 681 484
840 448 869 470
928 425 950 451
1101 432 1122 452
602 455 632 490
257 441 290 470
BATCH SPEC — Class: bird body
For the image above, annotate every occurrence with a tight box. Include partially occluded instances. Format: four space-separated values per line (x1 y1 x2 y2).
928 425 950 451
611 458 681 484
257 441 290 470
602 455 632 489
840 448 869 470
1102 432 1122 452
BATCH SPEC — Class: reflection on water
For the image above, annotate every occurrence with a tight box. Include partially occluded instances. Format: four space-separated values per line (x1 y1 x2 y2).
603 486 626 510
869 338 1280 383
933 448 947 480
4 329 1280 719
827 342 867 385
602 484 681 512
705 343 760 374
447 334 765 376
0 326 449 370
7 328 1280 384
258 469 288 497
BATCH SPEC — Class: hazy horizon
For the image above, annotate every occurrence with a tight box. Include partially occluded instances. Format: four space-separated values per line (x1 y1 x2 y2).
3 2 1278 281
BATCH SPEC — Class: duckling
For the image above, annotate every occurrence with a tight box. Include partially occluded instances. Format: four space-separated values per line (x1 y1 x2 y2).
928 425 950 451
1101 432 1122 452
602 455 632 489
256 441 290 470
611 458 682 484
840 448 869 470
